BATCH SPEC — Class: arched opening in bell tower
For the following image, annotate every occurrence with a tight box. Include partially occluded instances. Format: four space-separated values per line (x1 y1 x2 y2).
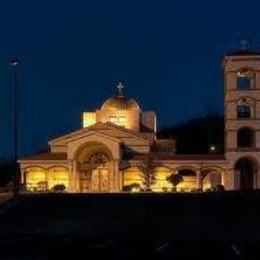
235 158 256 190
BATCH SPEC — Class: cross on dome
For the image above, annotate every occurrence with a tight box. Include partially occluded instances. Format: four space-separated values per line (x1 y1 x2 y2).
116 82 124 97
240 39 250 51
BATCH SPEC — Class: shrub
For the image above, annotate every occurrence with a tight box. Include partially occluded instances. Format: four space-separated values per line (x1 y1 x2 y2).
162 187 168 192
166 173 183 192
52 184 66 192
205 185 225 193
214 184 225 192
191 188 200 193
122 183 141 192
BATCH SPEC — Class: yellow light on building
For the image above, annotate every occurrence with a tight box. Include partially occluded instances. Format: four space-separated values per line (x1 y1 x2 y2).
83 112 96 127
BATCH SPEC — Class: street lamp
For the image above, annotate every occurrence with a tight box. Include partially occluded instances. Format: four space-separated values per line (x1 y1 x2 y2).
209 145 216 153
9 57 20 196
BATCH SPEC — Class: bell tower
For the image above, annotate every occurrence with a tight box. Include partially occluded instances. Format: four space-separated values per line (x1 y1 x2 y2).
223 43 260 190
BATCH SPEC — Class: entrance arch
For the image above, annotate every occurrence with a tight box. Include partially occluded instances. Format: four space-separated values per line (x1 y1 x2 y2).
75 142 112 192
235 158 256 190
88 153 110 192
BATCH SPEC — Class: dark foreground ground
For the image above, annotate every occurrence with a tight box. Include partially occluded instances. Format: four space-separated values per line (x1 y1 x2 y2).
0 192 260 259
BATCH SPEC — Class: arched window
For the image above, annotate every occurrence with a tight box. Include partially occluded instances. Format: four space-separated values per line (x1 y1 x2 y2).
237 127 254 148
25 167 47 191
235 158 255 190
47 167 69 190
237 105 251 118
237 69 254 90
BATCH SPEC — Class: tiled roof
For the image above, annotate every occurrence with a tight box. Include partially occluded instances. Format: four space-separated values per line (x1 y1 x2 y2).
20 151 225 162
126 153 225 161
50 122 154 144
20 152 67 161
225 50 260 57
98 122 154 140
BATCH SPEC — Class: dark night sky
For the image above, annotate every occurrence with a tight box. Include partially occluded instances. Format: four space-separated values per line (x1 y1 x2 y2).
0 0 260 159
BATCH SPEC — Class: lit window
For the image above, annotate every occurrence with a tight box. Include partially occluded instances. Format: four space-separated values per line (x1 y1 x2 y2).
237 70 253 90
109 116 117 123
237 105 251 118
109 116 126 127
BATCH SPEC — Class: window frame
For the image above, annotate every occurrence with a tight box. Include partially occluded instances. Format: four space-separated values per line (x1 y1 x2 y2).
236 69 255 90
109 115 127 127
237 104 251 119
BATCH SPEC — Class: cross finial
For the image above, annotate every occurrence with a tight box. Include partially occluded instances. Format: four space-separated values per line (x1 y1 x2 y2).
240 39 250 51
116 82 124 97
9 57 20 67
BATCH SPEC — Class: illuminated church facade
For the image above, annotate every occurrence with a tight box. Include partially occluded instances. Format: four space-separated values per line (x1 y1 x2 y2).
19 49 260 192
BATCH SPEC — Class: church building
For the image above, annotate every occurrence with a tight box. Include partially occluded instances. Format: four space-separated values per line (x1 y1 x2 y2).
19 48 260 192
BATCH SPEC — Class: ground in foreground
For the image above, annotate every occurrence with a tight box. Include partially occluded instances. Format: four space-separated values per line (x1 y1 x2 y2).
0 192 260 259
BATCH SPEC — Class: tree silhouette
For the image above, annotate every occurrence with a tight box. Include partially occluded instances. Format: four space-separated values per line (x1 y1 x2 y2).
158 113 224 154
166 173 183 192
137 153 158 191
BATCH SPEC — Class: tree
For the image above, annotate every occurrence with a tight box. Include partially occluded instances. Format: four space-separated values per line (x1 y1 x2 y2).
199 170 210 190
166 173 183 192
137 153 158 191
158 113 224 154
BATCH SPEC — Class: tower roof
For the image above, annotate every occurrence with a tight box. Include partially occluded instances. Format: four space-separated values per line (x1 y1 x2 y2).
225 49 260 57
225 40 260 57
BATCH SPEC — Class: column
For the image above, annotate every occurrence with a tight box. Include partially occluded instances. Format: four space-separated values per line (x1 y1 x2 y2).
112 159 120 192
221 171 225 187
196 169 201 189
68 161 73 192
109 160 114 192
45 168 48 191
72 161 80 192
108 160 117 192
20 168 25 184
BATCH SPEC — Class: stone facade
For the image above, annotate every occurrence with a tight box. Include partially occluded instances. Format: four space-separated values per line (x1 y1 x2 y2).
19 50 260 192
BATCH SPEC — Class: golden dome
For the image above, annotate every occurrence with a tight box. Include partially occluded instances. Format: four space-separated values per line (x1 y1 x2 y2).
101 96 141 110
101 82 141 111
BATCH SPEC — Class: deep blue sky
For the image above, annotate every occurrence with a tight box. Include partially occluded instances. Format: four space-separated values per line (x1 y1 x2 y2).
0 0 260 159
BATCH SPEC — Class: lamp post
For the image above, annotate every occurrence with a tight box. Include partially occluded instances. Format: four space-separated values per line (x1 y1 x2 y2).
9 57 20 196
